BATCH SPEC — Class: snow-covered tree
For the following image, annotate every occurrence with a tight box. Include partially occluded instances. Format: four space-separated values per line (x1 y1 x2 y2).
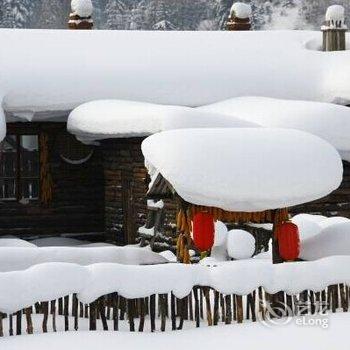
105 0 126 29
153 19 177 30
0 0 34 28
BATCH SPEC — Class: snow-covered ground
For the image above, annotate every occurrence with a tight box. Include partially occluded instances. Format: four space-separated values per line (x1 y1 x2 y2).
2 313 350 350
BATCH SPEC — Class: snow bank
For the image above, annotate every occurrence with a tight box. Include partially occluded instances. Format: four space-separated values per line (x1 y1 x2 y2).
318 216 350 229
301 221 350 260
200 97 350 161
1 256 350 313
142 128 343 212
291 215 322 241
0 246 168 272
0 238 36 248
71 0 93 17
68 100 258 142
2 30 350 120
230 2 252 19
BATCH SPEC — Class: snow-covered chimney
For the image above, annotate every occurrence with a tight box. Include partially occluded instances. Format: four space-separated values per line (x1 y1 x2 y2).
322 5 347 51
226 2 252 31
68 0 94 30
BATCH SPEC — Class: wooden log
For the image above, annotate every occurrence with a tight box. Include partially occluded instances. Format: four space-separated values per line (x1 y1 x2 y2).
99 298 108 331
89 301 97 331
9 314 13 336
171 293 177 331
220 294 225 323
25 308 33 335
73 294 79 331
236 295 243 323
112 293 119 331
138 298 145 332
51 300 57 332
160 294 167 332
150 294 156 332
127 299 135 332
16 311 22 336
64 295 69 331
204 288 213 326
322 28 346 51
224 295 232 324
0 313 3 337
250 291 257 322
213 291 220 326
58 298 63 315
194 287 200 328
42 301 49 333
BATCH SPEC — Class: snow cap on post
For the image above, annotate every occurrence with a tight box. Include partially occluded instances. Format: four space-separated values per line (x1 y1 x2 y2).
322 5 347 51
227 2 252 31
69 0 93 30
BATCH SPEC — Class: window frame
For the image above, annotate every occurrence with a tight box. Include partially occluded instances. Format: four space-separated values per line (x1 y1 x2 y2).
0 131 40 202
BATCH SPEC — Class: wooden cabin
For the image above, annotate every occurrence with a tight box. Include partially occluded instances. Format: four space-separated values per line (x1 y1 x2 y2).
1 29 350 246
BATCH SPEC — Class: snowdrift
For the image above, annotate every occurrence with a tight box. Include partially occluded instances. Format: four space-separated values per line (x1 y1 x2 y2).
200 96 350 161
142 128 343 212
1 256 350 314
1 30 350 121
301 221 350 260
0 246 168 273
68 100 258 142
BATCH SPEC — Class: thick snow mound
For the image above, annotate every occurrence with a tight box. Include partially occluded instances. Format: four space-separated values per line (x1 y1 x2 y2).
319 216 350 229
71 0 93 17
3 30 350 121
0 238 36 248
230 2 252 18
142 128 343 212
227 230 255 260
0 246 168 272
68 100 258 142
291 215 322 241
1 256 350 313
200 97 350 160
301 222 350 260
292 213 327 224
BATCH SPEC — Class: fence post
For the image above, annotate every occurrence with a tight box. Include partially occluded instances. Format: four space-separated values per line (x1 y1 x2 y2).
226 2 252 31
322 5 347 51
68 0 94 30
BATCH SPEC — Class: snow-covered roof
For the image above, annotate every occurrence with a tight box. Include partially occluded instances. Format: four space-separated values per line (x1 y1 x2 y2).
1 29 350 122
142 128 343 212
67 100 259 142
200 96 350 161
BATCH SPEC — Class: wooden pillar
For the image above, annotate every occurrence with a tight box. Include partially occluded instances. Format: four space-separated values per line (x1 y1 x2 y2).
322 5 347 51
226 2 252 31
272 209 283 264
68 0 94 30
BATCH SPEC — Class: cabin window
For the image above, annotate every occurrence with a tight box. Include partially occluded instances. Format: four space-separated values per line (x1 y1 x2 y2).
0 134 40 201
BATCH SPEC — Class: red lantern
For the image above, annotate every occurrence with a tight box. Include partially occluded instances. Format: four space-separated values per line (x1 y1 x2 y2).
276 221 300 261
192 212 215 252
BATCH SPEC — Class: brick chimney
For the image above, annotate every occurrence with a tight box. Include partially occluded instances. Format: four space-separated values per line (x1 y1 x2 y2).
69 0 94 30
226 2 252 31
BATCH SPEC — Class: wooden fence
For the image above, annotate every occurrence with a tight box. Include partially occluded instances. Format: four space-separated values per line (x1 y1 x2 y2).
0 283 348 337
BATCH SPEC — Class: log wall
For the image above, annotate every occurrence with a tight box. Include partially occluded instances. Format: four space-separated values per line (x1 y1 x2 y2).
0 123 105 238
291 161 350 218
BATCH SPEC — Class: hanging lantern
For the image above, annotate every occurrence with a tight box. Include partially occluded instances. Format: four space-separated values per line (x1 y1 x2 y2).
276 221 300 261
192 212 215 252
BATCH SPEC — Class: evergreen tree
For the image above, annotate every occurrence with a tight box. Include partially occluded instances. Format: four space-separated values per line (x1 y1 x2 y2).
106 0 127 29
1 0 34 28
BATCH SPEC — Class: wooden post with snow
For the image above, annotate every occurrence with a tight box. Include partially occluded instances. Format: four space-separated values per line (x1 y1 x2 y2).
226 2 252 31
68 0 94 30
322 5 347 51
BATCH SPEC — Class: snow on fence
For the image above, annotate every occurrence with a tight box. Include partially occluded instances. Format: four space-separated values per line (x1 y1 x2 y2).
1 257 350 336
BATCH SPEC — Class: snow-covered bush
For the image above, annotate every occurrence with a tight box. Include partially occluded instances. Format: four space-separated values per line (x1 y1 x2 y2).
227 230 255 260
